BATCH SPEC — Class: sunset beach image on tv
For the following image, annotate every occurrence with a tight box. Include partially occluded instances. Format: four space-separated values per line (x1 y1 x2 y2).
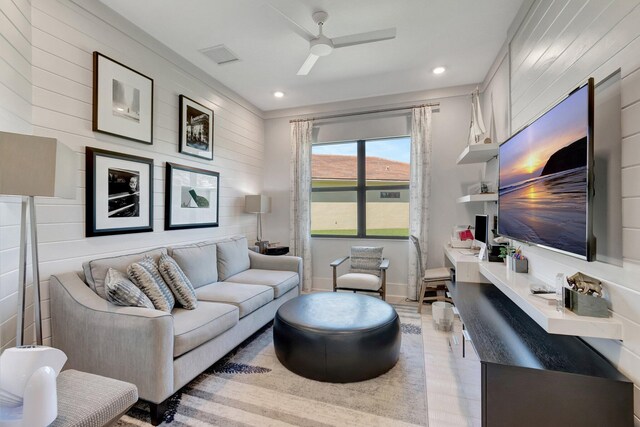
498 84 590 258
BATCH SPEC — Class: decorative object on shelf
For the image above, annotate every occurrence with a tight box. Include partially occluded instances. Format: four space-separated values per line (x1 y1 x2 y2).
0 346 67 427
86 147 154 237
564 272 608 317
179 95 214 160
567 272 603 296
92 52 153 144
468 87 489 146
165 162 219 230
0 132 75 346
245 194 271 250
467 181 494 195
506 248 528 273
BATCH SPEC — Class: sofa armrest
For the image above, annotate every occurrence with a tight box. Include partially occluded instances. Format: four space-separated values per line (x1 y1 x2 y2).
248 251 303 288
50 272 174 404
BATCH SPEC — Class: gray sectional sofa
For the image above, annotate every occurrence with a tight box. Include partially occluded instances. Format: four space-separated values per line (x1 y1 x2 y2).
50 236 301 425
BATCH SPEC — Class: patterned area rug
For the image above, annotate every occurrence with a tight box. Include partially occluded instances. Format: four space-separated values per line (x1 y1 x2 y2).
117 305 428 426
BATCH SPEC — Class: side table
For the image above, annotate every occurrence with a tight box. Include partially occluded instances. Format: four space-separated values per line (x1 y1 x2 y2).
51 369 138 427
264 246 289 256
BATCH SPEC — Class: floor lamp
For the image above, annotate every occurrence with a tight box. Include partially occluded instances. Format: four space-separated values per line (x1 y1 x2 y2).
0 132 75 346
244 195 271 252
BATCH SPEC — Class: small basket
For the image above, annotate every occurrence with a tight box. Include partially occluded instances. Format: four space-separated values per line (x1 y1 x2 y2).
432 301 454 331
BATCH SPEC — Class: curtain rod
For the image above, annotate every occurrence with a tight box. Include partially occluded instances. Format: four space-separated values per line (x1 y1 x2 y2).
289 102 440 123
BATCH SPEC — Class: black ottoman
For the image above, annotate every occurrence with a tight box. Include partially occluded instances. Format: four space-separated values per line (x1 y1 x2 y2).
273 293 401 383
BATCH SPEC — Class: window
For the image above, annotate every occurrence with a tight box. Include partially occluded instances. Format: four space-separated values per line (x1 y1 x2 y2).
311 137 410 238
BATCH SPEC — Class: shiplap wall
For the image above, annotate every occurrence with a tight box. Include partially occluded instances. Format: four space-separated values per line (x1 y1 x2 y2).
491 0 640 421
0 0 265 350
0 0 33 349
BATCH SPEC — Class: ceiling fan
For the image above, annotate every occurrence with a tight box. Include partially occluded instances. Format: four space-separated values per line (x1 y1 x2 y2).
270 8 397 75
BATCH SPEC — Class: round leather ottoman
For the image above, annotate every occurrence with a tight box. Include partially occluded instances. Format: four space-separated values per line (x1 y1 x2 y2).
273 293 401 383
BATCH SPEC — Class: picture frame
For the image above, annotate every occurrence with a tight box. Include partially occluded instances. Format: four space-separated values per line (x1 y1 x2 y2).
93 51 154 144
165 162 219 230
86 147 154 237
179 95 214 160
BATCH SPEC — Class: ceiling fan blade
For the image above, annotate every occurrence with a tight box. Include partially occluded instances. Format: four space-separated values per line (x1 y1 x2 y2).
265 3 316 42
297 53 319 75
332 28 397 48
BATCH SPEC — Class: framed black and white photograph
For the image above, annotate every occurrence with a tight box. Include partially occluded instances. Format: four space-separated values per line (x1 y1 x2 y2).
179 95 214 160
93 51 154 144
165 162 219 230
86 147 154 237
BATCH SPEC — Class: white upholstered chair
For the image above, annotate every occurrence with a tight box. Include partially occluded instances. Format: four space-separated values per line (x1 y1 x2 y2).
331 246 389 300
410 235 452 312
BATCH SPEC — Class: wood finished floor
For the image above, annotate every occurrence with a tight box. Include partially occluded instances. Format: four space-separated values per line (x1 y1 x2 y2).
419 304 482 427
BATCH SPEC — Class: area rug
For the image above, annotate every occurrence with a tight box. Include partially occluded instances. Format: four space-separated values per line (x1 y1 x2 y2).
117 305 428 426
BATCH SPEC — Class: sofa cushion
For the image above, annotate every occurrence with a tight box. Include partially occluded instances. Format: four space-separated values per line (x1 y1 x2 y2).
172 302 238 357
104 268 154 309
216 237 250 281
195 283 273 318
336 273 381 291
128 256 175 312
225 269 298 298
158 254 198 310
169 242 218 288
83 248 167 299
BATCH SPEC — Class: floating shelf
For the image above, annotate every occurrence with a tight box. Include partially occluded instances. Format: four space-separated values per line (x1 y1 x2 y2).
479 262 623 340
456 143 499 165
457 193 498 203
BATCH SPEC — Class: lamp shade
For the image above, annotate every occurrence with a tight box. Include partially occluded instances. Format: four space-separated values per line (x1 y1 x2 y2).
0 131 75 199
244 195 270 213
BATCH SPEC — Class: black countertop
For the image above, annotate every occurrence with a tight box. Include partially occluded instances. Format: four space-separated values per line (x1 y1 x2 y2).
449 280 630 382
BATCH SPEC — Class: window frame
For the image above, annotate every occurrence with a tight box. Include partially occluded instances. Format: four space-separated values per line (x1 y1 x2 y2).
311 137 410 240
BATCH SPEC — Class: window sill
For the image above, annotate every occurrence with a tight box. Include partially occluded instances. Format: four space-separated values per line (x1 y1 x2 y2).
311 235 409 241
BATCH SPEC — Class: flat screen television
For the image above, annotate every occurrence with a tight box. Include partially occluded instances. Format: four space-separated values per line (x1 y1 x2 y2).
498 78 595 261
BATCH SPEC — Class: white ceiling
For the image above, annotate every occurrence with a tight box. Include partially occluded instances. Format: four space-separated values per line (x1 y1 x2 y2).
100 0 523 112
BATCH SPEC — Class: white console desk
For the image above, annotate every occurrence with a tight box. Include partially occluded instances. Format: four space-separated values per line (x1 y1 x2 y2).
443 243 623 340
443 244 490 284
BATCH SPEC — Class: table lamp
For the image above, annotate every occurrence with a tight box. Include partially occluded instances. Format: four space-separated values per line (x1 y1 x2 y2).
0 132 75 346
244 195 270 252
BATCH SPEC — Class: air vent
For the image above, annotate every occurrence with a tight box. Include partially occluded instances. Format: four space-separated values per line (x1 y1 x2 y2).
199 45 240 65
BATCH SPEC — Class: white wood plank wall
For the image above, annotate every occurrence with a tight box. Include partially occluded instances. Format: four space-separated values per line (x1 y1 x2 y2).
0 0 33 349
0 0 266 350
505 0 640 422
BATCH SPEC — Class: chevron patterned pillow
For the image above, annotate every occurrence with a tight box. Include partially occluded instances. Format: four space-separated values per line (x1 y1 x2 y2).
128 256 175 312
158 253 198 310
105 268 154 309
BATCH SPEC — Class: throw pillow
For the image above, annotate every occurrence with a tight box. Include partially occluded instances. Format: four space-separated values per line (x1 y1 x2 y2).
350 246 383 277
105 268 154 309
216 236 250 281
127 256 176 312
158 253 198 310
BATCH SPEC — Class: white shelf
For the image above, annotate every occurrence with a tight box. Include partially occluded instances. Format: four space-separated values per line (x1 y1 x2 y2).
456 143 499 165
479 262 623 340
457 193 498 203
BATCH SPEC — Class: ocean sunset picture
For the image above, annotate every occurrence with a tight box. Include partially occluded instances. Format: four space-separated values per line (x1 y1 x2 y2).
499 84 590 257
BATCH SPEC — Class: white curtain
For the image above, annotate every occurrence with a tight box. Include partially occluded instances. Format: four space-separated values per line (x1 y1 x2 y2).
289 120 314 292
408 106 433 300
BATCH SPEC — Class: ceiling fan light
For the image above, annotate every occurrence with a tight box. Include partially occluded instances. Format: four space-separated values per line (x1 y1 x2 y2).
310 36 334 56
433 66 446 75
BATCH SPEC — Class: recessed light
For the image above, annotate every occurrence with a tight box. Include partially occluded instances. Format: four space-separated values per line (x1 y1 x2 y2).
273 91 285 98
433 67 446 75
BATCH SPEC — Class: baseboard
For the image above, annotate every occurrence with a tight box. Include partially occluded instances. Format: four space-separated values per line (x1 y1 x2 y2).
311 277 409 301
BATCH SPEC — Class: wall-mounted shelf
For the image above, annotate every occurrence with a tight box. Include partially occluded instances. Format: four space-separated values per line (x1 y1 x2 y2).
456 143 499 165
457 193 498 203
479 262 623 340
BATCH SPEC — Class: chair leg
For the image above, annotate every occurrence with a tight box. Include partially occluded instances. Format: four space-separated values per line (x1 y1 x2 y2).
418 282 428 314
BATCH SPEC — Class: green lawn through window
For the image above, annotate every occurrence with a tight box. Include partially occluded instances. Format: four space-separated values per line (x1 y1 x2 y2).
311 228 409 237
